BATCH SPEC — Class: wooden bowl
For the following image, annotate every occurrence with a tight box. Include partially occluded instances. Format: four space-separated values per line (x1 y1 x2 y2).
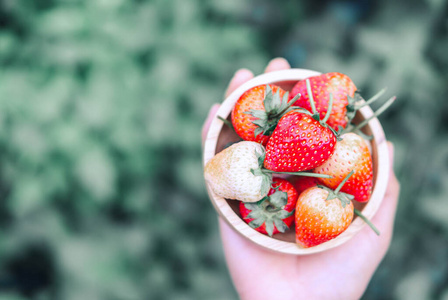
203 69 389 255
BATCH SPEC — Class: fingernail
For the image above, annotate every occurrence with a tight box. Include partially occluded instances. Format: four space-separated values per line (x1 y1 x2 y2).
269 57 291 67
233 68 253 80
271 57 290 66
265 57 291 73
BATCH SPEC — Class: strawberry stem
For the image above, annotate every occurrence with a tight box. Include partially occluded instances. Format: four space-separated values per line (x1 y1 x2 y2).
351 96 396 132
334 170 354 194
306 79 318 116
288 107 313 116
262 169 332 178
277 92 302 116
355 88 387 110
321 93 333 124
354 208 380 235
218 116 235 132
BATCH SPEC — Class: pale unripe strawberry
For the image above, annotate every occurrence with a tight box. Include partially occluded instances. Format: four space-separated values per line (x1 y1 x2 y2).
204 141 271 202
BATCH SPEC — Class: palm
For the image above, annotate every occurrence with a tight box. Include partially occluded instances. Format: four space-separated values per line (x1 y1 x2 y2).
202 58 400 300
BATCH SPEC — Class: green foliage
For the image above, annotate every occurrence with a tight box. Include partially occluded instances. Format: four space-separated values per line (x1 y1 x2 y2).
0 0 447 299
0 0 268 298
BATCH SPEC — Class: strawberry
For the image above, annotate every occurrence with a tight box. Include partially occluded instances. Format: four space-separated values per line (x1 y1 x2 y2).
263 110 337 172
231 84 300 145
289 176 319 195
295 185 354 248
289 72 357 130
313 133 373 202
204 141 271 202
295 171 380 247
239 178 298 236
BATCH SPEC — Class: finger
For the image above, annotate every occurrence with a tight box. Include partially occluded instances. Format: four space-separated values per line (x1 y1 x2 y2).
201 104 221 146
264 57 291 73
225 69 254 97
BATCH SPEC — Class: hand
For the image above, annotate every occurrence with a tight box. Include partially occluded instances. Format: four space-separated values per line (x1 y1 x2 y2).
201 58 400 300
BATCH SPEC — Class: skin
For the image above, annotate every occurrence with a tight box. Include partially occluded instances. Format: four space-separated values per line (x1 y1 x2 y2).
201 58 400 300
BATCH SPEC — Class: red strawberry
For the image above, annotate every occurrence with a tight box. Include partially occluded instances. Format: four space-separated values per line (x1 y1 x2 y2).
289 176 319 195
295 185 354 248
263 110 337 172
289 72 357 130
240 178 298 236
231 84 299 145
313 133 373 202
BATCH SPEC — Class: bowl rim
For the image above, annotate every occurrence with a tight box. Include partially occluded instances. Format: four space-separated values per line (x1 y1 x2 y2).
203 68 389 255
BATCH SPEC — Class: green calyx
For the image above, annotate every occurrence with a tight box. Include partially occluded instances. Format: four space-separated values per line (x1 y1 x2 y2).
244 190 294 236
318 184 354 208
245 85 303 137
250 147 272 197
318 170 355 208
345 92 366 125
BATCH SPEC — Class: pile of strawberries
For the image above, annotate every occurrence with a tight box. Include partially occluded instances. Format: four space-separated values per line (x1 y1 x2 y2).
204 72 394 248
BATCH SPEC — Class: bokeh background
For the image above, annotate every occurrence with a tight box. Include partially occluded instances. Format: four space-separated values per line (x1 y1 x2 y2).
0 0 447 299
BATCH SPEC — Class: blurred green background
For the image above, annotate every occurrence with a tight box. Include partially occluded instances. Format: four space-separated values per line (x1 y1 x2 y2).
0 0 447 299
